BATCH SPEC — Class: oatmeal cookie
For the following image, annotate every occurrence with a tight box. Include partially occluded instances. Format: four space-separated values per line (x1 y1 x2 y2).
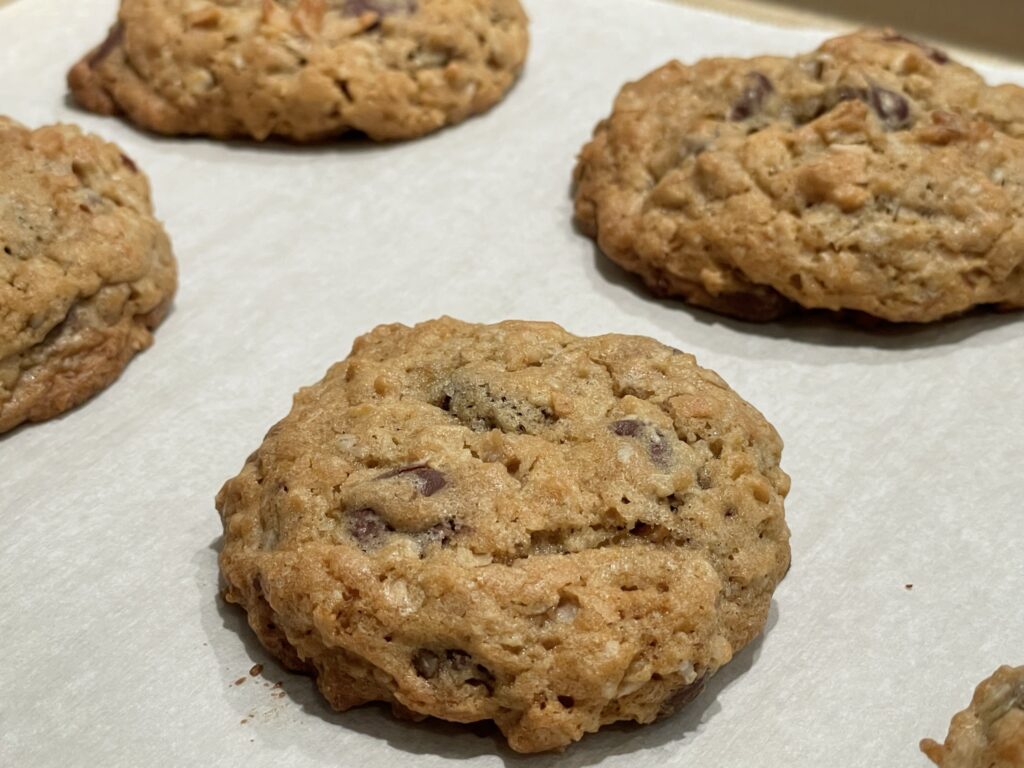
0 117 176 434
69 0 529 141
216 317 790 752
574 29 1024 322
922 666 1024 768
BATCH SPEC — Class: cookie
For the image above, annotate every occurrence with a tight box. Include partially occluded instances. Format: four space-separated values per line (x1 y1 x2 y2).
921 666 1024 768
0 117 176 434
216 317 791 753
574 29 1024 323
68 0 529 142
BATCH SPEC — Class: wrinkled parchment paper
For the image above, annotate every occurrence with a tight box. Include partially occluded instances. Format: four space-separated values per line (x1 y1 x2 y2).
1 1 1022 765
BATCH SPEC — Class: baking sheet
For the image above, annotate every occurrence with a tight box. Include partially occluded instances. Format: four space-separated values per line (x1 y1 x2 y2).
1 1 1022 765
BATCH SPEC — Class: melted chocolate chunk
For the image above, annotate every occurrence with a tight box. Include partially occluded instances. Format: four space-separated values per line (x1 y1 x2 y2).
89 23 124 67
834 84 911 129
412 649 439 678
447 650 472 672
647 431 671 466
659 672 708 716
883 33 950 64
466 664 496 691
729 71 774 121
412 648 493 690
611 419 643 437
610 420 673 467
344 0 417 16
379 464 447 497
868 85 911 128
421 518 461 547
348 508 392 548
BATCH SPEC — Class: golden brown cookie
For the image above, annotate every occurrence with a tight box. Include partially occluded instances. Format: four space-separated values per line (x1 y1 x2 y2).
216 317 791 753
574 29 1024 323
0 117 176 434
922 666 1024 768
69 0 529 142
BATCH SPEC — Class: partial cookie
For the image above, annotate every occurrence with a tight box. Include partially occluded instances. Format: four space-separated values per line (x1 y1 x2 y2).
216 317 791 753
0 117 176 434
574 28 1024 323
68 0 529 142
922 666 1024 768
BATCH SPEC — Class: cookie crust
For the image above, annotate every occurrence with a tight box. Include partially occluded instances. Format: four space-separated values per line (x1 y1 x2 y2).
0 117 176 434
574 29 1024 323
921 666 1024 768
68 0 529 142
216 317 790 752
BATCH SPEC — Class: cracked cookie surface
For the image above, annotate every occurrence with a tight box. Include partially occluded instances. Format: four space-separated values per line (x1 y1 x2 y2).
922 665 1024 768
216 317 790 753
574 28 1024 322
68 0 529 142
0 117 176 434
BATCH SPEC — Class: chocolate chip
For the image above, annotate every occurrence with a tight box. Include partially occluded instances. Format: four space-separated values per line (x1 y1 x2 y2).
379 464 447 497
466 663 496 692
88 23 124 67
611 419 643 437
119 153 138 173
729 71 774 121
446 650 472 671
868 85 911 128
344 0 417 16
348 508 392 547
421 518 461 548
611 420 673 467
412 649 439 678
836 86 869 104
413 467 446 496
648 431 671 466
883 32 950 64
659 673 708 716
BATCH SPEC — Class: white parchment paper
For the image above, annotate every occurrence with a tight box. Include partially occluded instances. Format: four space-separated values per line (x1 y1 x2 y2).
1 1 1022 765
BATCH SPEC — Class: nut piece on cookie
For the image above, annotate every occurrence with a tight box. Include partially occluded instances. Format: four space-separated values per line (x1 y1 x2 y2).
215 317 791 753
68 0 529 142
573 28 1024 323
921 665 1024 768
0 117 176 434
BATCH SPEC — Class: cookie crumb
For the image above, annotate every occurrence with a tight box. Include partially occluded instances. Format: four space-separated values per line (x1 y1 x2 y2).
234 677 247 686
249 664 263 677
905 584 914 590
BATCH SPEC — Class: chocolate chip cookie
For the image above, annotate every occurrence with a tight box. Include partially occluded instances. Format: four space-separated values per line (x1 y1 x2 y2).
68 0 529 142
921 666 1024 767
574 29 1024 322
0 118 176 434
216 317 790 753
